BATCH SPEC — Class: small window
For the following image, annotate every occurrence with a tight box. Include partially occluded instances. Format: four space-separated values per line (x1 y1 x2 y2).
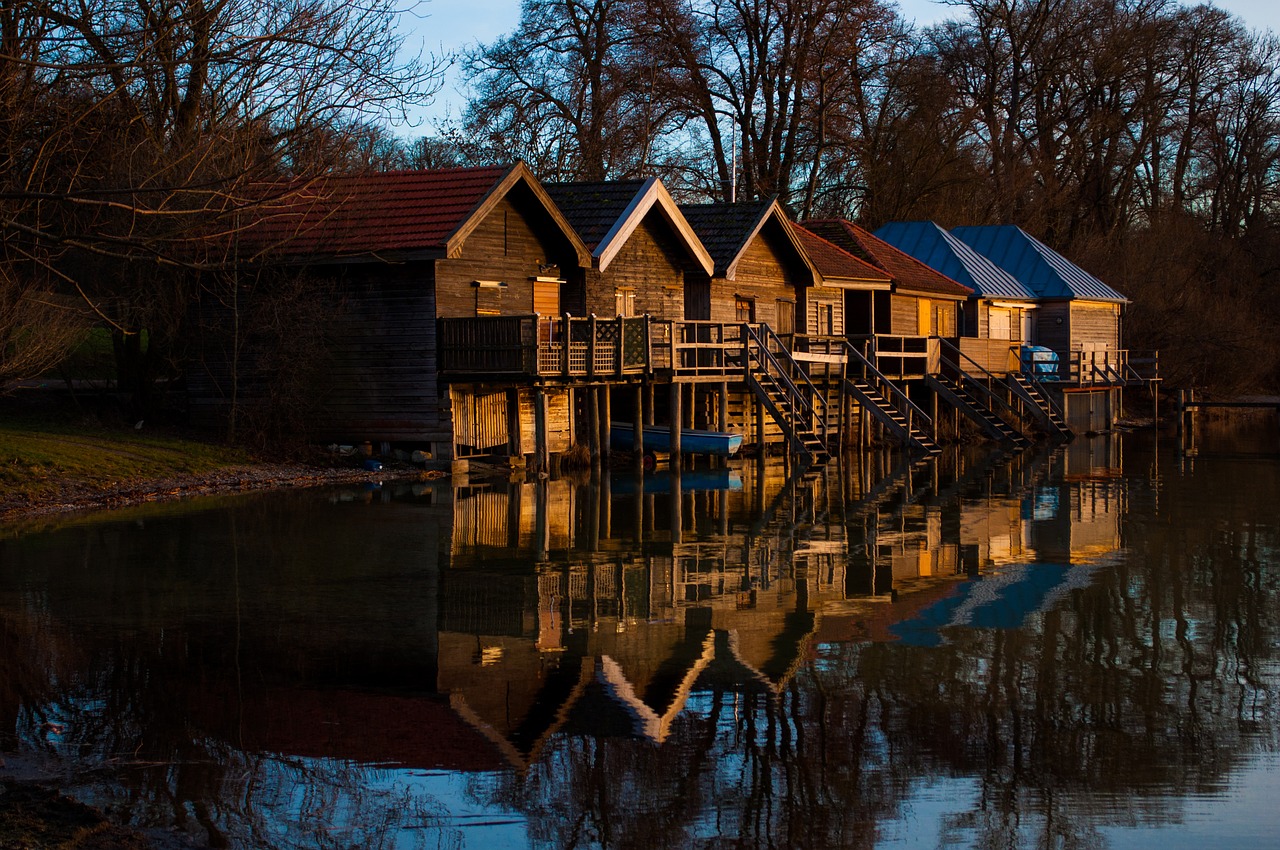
736 297 755 323
615 288 636 318
475 281 505 316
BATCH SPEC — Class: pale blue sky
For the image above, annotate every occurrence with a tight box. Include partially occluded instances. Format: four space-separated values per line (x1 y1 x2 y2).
401 0 1280 131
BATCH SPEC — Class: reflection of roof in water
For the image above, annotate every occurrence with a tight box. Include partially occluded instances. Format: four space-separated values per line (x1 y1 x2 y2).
888 560 1115 647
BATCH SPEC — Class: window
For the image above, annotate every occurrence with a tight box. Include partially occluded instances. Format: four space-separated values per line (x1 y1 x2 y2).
615 288 636 318
819 304 835 335
736 297 755 323
474 281 505 316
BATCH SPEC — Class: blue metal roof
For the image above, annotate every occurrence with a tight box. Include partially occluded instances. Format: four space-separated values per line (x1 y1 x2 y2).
951 225 1129 303
873 221 1036 301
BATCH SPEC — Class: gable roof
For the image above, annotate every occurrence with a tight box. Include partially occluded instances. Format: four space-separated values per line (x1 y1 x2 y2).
237 162 591 266
874 221 1036 302
803 219 971 300
950 225 1129 303
678 199 819 285
545 178 714 275
792 225 892 289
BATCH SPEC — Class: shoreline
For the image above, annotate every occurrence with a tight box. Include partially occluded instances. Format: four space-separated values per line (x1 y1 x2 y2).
0 462 443 525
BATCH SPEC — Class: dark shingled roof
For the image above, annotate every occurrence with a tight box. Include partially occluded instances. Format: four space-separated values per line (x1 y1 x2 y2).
792 225 892 285
804 219 973 299
238 164 516 258
678 200 776 276
544 180 649 250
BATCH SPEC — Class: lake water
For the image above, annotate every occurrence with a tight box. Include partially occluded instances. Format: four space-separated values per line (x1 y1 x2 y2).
1 424 1277 849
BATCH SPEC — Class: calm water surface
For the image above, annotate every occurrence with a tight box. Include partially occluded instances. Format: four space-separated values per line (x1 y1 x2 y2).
1 425 1277 849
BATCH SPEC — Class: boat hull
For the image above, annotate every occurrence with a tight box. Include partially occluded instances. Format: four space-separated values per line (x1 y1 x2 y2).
609 422 744 457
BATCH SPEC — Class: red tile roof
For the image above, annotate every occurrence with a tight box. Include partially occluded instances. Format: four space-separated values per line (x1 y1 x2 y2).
804 219 973 299
238 165 515 259
793 225 892 285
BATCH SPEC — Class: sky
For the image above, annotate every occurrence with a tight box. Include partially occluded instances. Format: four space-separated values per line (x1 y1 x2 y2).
399 0 1280 132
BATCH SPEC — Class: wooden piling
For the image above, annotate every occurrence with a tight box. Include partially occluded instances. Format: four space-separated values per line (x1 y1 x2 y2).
534 387 550 474
600 387 612 466
669 381 683 460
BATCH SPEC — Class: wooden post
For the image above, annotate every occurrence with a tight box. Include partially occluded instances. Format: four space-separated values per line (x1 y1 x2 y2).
633 384 645 459
600 386 612 466
755 397 766 455
670 381 683 461
587 314 597 378
535 479 549 561
507 388 523 461
561 312 571 375
718 381 729 431
533 388 551 474
644 383 655 426
588 386 601 464
588 469 601 551
669 464 683 545
685 382 696 429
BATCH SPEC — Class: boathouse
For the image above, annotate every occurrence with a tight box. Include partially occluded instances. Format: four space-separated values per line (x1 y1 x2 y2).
802 219 972 379
188 162 594 462
951 225 1152 432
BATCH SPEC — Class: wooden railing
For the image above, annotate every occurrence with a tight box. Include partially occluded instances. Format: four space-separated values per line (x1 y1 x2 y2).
438 314 651 379
848 335 938 378
956 337 1018 377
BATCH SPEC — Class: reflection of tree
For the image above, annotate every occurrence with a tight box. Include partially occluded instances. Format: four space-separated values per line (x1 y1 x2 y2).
0 444 1277 848
461 448 1278 848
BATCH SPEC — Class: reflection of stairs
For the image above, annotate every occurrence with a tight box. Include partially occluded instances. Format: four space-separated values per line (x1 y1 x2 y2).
1007 373 1072 438
842 377 941 454
743 326 831 465
926 374 1031 447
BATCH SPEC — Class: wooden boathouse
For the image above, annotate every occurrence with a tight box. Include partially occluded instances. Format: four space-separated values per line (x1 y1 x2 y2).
189 162 594 463
950 225 1157 432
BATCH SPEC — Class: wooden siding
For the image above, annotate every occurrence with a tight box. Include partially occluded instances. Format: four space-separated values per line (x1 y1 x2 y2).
516 387 572 455
314 269 444 443
588 215 689 320
188 266 450 445
707 224 808 326
805 288 844 336
1035 302 1072 354
435 192 586 320
957 337 1018 376
1070 301 1121 350
888 294 918 336
450 386 510 454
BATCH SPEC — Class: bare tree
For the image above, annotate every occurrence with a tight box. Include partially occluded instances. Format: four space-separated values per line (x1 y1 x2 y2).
0 0 445 415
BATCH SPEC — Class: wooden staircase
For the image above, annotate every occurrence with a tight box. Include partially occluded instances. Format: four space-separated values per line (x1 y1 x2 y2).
926 372 1032 447
1007 372 1072 438
741 324 831 465
837 340 941 454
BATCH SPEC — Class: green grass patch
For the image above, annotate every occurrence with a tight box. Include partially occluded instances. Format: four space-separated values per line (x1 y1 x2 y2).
0 418 252 505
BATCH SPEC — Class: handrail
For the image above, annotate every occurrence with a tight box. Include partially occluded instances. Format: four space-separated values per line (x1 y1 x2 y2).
836 337 934 432
937 337 1007 385
743 323 819 425
936 338 1027 420
753 322 828 434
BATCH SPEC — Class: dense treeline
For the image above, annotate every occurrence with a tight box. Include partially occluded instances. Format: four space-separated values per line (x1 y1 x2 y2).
1 0 1277 422
450 0 1280 393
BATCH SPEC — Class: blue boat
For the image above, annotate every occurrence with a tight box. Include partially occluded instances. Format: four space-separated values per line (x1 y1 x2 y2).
609 422 744 457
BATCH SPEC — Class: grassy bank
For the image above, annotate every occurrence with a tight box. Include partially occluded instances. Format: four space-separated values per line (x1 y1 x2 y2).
0 418 253 511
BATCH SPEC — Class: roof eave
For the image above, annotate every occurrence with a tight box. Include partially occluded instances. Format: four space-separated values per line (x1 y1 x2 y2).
443 162 593 268
596 178 715 276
